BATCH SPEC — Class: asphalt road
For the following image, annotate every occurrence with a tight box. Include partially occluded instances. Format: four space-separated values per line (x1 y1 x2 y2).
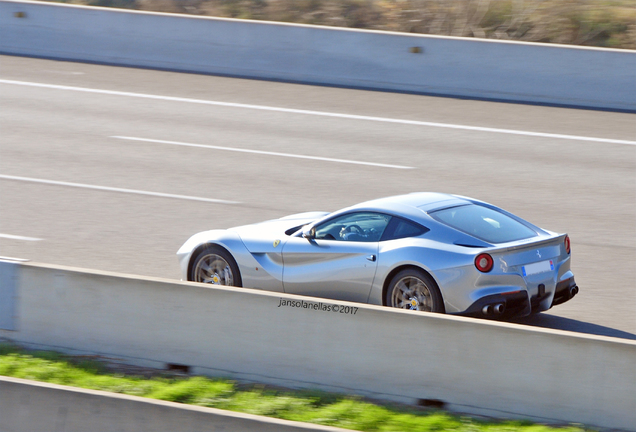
1 55 634 340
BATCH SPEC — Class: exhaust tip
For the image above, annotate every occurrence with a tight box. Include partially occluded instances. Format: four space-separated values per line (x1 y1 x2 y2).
482 305 492 315
493 303 505 314
570 286 579 297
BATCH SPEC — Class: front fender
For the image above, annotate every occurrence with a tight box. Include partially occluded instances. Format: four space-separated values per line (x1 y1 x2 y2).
177 230 284 292
177 230 244 281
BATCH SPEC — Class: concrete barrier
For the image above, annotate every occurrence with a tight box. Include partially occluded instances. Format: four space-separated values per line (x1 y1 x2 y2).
0 376 352 432
0 0 634 112
1 260 635 430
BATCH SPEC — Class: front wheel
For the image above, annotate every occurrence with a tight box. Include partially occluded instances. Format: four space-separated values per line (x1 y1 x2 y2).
190 245 242 287
386 269 444 313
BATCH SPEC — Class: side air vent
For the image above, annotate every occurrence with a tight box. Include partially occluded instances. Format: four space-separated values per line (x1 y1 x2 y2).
453 243 483 248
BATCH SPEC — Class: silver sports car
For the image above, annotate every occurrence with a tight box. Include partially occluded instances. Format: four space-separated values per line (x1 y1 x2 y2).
177 193 578 318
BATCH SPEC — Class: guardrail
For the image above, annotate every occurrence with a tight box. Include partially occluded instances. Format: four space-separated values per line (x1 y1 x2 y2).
1 0 634 112
0 376 352 432
1 260 635 430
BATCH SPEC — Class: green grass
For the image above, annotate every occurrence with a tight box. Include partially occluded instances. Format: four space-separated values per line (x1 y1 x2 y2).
0 344 589 432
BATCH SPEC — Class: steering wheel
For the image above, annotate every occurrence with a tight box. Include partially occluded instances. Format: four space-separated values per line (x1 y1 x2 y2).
340 224 364 239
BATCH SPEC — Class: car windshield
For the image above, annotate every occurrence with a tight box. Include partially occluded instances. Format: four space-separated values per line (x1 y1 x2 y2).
430 204 537 243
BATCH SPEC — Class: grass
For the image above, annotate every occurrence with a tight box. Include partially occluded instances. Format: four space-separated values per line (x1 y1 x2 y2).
0 344 590 432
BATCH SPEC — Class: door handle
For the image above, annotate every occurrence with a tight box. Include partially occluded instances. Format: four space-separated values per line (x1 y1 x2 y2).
366 255 376 262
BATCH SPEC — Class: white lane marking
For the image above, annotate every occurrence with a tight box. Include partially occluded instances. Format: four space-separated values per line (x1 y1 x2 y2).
111 136 414 169
0 175 239 205
0 233 42 241
43 70 85 75
1 79 635 146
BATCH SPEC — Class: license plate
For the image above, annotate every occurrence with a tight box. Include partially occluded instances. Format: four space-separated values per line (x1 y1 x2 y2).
522 260 554 277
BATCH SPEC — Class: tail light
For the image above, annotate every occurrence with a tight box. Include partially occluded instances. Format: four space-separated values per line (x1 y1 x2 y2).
564 235 571 254
475 253 493 273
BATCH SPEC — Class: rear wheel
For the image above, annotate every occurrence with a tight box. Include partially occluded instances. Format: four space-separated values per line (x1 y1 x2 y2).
190 246 242 287
386 269 444 313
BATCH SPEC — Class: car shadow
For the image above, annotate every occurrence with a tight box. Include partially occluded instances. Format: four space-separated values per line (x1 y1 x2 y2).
509 314 636 341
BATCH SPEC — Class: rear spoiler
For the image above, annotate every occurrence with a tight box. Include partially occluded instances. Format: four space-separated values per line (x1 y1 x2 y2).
484 233 565 254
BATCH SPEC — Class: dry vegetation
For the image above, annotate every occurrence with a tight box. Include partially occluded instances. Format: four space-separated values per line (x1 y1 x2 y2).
44 0 636 49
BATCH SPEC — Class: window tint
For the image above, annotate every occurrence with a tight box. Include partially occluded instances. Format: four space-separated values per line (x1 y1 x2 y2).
430 204 537 243
314 212 391 242
381 217 429 241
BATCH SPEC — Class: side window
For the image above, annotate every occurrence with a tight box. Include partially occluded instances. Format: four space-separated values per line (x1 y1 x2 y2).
381 217 429 241
314 212 391 242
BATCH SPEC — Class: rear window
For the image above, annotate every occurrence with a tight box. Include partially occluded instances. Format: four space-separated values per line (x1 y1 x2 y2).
430 204 537 243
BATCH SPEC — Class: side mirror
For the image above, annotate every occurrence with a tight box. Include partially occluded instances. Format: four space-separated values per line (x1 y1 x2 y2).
302 227 316 241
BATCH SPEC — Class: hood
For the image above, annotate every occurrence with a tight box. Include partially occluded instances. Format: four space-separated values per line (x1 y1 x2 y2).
230 211 329 253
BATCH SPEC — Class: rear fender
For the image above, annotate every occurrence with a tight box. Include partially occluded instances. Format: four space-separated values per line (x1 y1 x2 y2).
369 241 475 308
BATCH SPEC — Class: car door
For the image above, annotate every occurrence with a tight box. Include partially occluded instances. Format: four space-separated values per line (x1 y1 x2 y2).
281 212 391 303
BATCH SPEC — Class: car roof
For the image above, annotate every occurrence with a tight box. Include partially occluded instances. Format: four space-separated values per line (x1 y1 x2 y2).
347 192 473 222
